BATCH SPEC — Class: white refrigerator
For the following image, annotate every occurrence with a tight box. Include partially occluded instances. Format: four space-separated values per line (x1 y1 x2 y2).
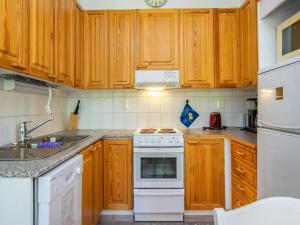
258 59 300 199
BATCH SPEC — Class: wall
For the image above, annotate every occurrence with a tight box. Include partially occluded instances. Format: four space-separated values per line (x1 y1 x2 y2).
78 0 244 10
68 89 256 129
0 87 69 146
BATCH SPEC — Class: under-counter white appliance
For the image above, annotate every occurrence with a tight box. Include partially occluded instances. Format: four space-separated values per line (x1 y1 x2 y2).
133 128 184 221
258 59 300 199
38 155 83 225
135 70 180 90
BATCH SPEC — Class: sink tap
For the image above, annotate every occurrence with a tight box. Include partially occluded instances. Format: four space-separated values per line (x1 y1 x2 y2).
19 117 54 144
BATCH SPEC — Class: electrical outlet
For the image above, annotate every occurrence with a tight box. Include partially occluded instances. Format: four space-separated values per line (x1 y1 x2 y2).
217 99 224 109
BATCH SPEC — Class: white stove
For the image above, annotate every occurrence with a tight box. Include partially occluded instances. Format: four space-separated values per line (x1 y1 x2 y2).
133 128 184 222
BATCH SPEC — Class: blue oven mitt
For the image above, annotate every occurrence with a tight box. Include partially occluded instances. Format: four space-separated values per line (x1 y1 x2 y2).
180 100 199 128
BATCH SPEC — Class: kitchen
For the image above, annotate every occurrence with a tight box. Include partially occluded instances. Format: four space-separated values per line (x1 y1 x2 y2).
0 0 300 225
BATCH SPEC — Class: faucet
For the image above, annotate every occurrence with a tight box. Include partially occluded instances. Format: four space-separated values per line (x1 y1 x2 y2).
19 117 54 144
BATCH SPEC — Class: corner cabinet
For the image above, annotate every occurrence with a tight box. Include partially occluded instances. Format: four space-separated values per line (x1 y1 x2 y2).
29 0 55 80
215 9 240 88
109 10 135 89
84 11 109 89
136 9 179 70
180 9 215 88
103 139 133 210
0 0 28 73
240 0 258 87
185 137 225 210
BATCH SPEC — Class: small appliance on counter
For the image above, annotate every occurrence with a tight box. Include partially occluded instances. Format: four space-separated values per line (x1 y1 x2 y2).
243 98 257 133
208 112 222 129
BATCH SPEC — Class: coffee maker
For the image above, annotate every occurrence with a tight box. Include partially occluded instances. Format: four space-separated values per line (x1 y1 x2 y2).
245 98 257 132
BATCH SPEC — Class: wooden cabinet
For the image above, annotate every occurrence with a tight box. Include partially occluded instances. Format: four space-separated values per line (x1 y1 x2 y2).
136 9 179 69
0 0 28 72
81 141 103 225
180 9 215 88
29 0 55 80
231 140 257 209
84 11 109 89
74 3 84 88
103 139 133 210
185 137 225 210
240 0 258 87
109 10 135 89
54 0 75 86
216 9 240 88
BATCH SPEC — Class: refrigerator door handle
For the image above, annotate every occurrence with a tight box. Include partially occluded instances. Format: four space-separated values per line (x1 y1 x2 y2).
258 120 300 135
258 120 300 131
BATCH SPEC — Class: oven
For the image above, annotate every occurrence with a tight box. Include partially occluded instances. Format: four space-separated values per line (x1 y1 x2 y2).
133 147 184 189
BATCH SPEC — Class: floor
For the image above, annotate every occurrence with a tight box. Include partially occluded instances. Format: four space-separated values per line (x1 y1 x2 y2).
98 222 214 225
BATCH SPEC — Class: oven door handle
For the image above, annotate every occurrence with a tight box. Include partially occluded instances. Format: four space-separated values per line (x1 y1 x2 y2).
134 148 184 153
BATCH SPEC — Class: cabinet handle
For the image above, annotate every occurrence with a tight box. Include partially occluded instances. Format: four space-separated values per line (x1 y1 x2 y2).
123 84 133 88
187 140 198 144
236 167 246 174
48 74 56 79
57 75 65 83
89 147 97 152
236 150 245 156
181 84 192 88
11 63 26 71
237 184 246 192
136 65 147 69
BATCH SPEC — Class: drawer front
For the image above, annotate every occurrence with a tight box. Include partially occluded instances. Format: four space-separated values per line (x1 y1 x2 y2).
232 158 257 188
232 189 251 209
231 141 256 168
232 173 256 202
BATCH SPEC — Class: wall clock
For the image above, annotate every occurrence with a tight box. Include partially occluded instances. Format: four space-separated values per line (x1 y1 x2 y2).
145 0 168 8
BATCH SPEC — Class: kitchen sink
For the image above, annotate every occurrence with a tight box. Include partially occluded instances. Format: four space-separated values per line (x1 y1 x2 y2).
0 135 90 161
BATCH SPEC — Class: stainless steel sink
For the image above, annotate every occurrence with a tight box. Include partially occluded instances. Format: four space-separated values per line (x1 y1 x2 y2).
0 135 90 161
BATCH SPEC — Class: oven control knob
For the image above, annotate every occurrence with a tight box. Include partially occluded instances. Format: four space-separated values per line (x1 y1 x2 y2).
169 139 173 143
145 139 149 143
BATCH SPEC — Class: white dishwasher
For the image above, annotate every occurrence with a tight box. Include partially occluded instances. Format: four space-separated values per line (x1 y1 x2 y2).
38 155 83 225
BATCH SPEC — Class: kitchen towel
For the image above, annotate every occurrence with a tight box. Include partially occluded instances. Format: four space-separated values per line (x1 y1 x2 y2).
180 100 199 128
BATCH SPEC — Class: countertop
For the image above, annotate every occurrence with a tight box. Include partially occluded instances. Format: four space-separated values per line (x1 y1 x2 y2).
0 128 256 178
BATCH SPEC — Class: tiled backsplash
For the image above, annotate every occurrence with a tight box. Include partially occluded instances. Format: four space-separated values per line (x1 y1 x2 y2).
68 88 256 130
0 88 69 146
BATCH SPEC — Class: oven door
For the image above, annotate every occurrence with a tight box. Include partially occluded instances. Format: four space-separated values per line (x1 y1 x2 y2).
134 148 184 189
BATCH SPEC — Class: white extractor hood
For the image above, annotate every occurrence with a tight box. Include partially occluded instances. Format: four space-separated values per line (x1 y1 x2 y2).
135 70 180 90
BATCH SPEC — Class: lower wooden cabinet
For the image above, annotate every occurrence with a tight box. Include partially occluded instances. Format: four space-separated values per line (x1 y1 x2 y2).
185 137 225 210
231 140 257 209
81 141 103 225
103 139 133 210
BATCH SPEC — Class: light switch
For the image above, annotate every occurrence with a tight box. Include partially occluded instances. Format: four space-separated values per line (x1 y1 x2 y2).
217 99 224 109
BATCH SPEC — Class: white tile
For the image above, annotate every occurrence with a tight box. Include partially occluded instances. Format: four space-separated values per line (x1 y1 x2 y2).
2 91 17 117
125 97 137 113
172 96 185 113
125 113 137 129
101 98 113 113
161 113 174 128
0 118 3 145
78 114 90 129
0 91 2 117
173 90 185 97
184 90 197 97
231 96 246 113
1 117 17 144
197 97 209 112
113 91 125 97
113 97 125 112
90 91 102 98
101 91 112 98
233 112 246 127
221 89 233 97
137 97 149 112
148 113 161 128
125 90 137 97
78 98 90 114
90 113 102 129
137 113 149 128
90 98 102 113
160 96 173 113
195 90 209 97
148 97 161 113
209 89 221 97
102 113 113 129
221 113 234 127
113 113 125 129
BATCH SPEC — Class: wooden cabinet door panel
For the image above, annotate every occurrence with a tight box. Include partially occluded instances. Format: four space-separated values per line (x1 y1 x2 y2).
185 138 225 210
216 9 240 88
180 9 214 88
109 10 135 89
84 11 109 89
136 9 179 69
0 0 27 72
29 0 55 80
104 139 132 210
54 0 75 86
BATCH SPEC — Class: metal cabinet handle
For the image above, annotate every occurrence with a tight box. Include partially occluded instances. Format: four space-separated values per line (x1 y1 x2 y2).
236 167 246 174
237 184 246 192
236 150 245 156
11 63 26 70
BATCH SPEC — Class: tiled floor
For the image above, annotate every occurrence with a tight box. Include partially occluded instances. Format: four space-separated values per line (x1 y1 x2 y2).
98 222 214 225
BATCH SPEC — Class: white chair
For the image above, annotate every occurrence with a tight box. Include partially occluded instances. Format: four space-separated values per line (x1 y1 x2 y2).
214 197 300 225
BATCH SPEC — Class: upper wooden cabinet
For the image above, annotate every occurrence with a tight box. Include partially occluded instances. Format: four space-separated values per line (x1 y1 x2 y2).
103 139 133 210
0 0 28 72
109 10 135 89
84 10 109 89
216 9 240 88
240 0 258 87
29 0 55 80
180 9 215 88
185 137 225 210
136 9 179 69
54 0 75 86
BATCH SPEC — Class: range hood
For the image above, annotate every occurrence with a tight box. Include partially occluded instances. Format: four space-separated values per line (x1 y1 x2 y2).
135 70 180 90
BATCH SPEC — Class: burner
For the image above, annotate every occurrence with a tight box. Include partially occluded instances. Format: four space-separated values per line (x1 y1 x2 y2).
158 128 176 133
140 128 157 134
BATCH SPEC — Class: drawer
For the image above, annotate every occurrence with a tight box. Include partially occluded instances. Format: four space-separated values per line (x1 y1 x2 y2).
232 157 257 188
231 141 256 168
232 189 251 209
232 173 256 202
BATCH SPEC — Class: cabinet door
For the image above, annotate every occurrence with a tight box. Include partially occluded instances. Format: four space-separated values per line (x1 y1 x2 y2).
29 0 55 80
136 9 179 69
240 0 258 87
74 3 84 88
109 10 135 89
180 9 215 88
81 147 93 225
185 137 225 210
0 0 28 72
103 139 133 210
54 0 75 86
216 9 240 88
84 11 109 89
